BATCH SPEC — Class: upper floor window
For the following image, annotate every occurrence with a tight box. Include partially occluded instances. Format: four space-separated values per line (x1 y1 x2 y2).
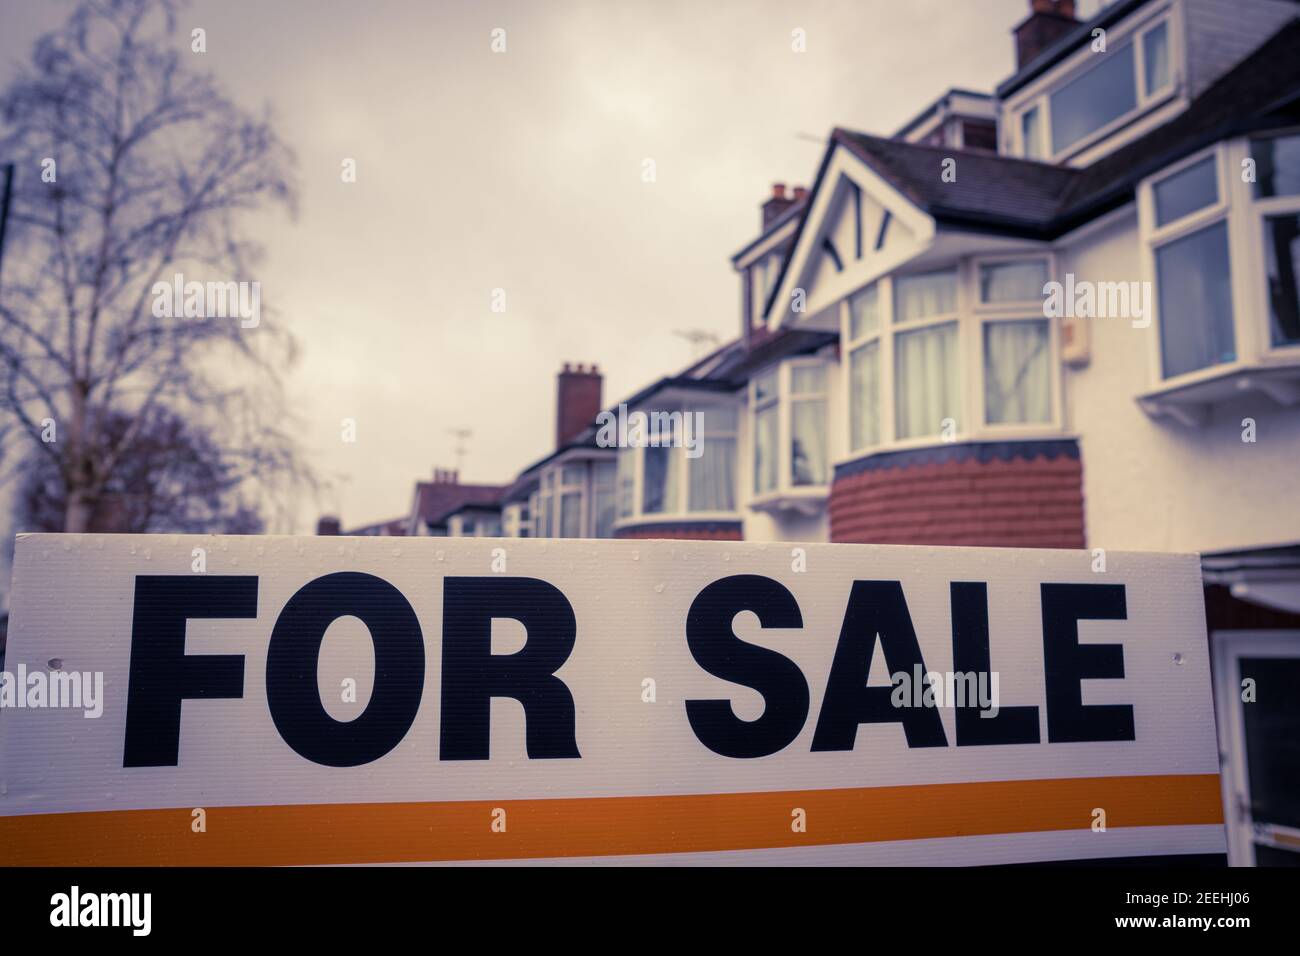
1138 136 1300 418
1145 150 1236 379
1254 132 1300 350
1015 13 1174 161
752 361 829 497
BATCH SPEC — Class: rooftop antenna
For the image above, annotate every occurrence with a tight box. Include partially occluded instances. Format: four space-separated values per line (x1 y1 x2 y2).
446 426 473 475
674 328 721 358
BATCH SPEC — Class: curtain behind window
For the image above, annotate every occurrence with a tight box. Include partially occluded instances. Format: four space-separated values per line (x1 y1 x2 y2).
895 322 958 439
984 320 1051 424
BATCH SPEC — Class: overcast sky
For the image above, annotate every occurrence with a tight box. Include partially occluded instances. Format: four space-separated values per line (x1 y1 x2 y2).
0 0 1087 531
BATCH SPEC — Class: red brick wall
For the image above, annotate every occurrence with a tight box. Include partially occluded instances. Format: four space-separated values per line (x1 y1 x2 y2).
829 440 1085 549
615 521 743 541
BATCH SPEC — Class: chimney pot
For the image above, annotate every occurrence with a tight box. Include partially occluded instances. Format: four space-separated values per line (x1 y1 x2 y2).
772 183 786 199
793 186 808 201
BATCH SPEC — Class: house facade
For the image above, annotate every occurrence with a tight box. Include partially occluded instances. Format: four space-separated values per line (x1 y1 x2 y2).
321 0 1300 864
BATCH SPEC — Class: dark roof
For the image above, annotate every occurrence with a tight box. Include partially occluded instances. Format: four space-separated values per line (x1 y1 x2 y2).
834 129 1077 237
344 517 408 536
412 481 505 528
764 16 1300 319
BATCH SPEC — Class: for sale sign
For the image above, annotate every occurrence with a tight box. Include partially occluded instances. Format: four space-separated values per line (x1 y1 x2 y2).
0 533 1224 865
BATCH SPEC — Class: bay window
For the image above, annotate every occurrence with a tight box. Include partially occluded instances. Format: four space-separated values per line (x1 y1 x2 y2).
1139 134 1300 416
750 361 830 498
617 402 740 524
1254 132 1300 349
843 256 1059 459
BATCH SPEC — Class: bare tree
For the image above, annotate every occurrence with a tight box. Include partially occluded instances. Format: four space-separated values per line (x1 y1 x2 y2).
0 0 309 532
16 406 265 534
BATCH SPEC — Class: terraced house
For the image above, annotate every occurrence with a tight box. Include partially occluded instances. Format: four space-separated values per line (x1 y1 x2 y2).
320 0 1300 863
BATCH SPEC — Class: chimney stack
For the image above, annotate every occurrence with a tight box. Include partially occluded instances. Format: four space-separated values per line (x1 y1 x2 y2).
1014 0 1078 71
761 182 799 229
432 468 459 484
556 362 603 449
317 515 341 535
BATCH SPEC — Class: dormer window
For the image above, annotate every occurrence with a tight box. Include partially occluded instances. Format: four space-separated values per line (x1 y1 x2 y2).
1012 12 1175 162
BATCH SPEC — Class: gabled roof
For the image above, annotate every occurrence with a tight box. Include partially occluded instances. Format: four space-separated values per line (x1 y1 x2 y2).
764 16 1300 322
411 481 505 530
833 129 1077 236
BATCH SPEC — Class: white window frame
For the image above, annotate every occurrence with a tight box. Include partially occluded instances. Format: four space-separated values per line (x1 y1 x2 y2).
1245 129 1300 364
612 402 742 529
1009 5 1179 163
835 254 1063 468
971 254 1063 435
890 265 964 447
749 359 831 504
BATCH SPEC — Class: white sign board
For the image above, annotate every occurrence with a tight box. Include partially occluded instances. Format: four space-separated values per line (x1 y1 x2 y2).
0 533 1224 865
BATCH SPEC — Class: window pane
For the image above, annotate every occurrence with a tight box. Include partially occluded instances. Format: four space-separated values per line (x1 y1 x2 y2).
1050 44 1136 154
559 492 582 537
753 368 779 403
479 516 502 537
1156 220 1235 377
1154 156 1217 227
791 400 828 486
592 459 616 487
1253 134 1300 198
699 404 737 434
895 322 959 440
616 447 635 518
753 404 779 494
894 269 957 323
1021 106 1043 160
642 445 678 514
536 492 551 537
689 436 736 511
984 320 1052 424
1264 214 1300 347
849 284 880 340
561 464 585 486
979 259 1049 303
849 341 881 450
1142 21 1170 95
791 363 826 395
591 487 616 538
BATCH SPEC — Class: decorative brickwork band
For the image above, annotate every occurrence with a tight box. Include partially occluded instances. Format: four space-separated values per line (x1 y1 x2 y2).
830 439 1085 548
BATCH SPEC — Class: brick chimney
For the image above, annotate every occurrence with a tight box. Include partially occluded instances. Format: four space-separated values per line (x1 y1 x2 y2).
317 515 341 535
432 468 459 484
1014 0 1078 71
556 362 603 448
761 183 798 229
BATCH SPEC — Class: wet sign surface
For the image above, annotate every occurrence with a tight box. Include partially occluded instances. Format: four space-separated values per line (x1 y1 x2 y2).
0 533 1224 864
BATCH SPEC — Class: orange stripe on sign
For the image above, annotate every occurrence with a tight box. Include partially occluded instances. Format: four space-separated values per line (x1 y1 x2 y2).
0 773 1222 866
